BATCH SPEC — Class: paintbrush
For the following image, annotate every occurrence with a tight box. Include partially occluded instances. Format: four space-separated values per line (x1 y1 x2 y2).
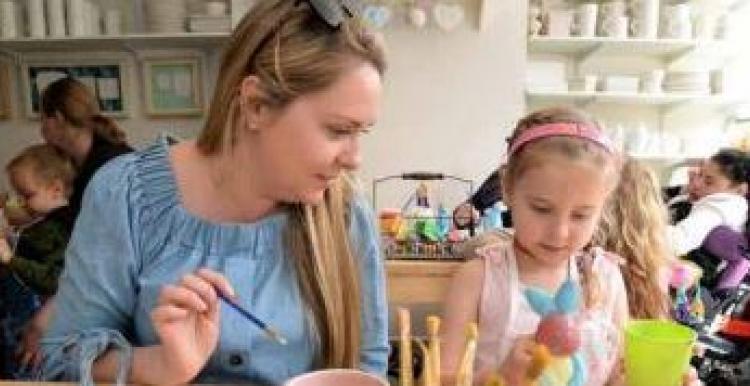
218 292 288 345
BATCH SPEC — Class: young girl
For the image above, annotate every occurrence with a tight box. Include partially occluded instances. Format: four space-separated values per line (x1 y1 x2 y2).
592 157 672 320
440 107 628 386
0 144 75 378
667 149 749 258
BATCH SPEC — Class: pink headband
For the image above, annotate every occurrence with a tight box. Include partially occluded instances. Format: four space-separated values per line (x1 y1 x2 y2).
508 122 614 157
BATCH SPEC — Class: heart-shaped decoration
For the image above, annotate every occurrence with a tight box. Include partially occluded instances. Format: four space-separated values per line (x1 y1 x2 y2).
408 6 427 28
433 2 464 31
362 4 392 29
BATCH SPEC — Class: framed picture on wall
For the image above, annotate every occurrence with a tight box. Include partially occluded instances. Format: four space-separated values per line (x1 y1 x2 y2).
20 55 132 119
0 61 11 120
142 56 204 117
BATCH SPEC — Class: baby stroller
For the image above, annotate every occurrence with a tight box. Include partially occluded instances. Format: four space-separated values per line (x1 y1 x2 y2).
686 226 750 385
692 283 750 386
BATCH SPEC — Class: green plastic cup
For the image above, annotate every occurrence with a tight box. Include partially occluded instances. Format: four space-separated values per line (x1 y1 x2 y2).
625 320 696 386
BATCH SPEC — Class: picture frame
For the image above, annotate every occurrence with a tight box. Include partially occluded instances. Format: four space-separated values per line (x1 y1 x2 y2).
20 54 132 119
142 56 204 117
0 61 11 120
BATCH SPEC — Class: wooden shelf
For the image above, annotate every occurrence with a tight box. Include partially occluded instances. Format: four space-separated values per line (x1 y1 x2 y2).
526 90 741 106
629 153 707 161
0 33 231 52
528 36 726 61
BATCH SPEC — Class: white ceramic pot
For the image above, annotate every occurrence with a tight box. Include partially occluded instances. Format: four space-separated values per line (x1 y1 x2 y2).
284 369 389 386
0 0 18 38
575 3 597 37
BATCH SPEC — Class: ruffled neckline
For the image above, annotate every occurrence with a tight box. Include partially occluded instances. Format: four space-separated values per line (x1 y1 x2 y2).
131 135 287 255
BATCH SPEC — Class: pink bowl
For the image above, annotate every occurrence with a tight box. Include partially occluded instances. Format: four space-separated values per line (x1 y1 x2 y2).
284 369 389 386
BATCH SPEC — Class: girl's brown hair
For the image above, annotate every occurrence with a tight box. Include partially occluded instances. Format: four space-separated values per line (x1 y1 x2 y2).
197 0 386 368
7 144 76 196
593 157 671 318
503 107 620 308
41 77 127 145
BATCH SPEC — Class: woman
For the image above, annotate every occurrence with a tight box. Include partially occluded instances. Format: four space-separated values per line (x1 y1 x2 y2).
41 1 389 385
39 76 133 223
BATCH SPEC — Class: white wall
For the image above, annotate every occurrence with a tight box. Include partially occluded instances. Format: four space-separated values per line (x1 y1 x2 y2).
0 0 527 204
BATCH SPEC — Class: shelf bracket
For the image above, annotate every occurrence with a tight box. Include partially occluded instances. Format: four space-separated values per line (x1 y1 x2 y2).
121 42 138 57
577 42 603 64
666 45 696 69
576 96 596 109
663 100 686 116
0 49 20 66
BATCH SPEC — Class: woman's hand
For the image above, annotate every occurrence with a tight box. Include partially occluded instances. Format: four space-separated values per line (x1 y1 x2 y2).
499 335 536 386
150 268 235 383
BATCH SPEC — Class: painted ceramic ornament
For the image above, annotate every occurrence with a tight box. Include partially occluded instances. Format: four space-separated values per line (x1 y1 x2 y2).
535 313 582 356
433 2 464 31
524 276 587 385
362 4 392 29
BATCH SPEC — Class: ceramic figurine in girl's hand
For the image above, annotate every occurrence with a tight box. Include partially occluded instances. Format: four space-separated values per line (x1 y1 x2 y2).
524 278 585 386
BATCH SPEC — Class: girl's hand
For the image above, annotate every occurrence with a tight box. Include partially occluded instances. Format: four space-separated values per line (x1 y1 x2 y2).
610 360 703 386
500 335 536 386
150 268 235 383
683 366 703 386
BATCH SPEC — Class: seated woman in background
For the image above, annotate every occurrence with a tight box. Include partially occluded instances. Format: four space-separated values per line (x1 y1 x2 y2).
0 144 76 378
667 149 750 258
38 76 133 224
667 160 706 224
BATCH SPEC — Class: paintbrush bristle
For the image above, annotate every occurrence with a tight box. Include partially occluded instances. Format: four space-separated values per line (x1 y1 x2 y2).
265 326 288 345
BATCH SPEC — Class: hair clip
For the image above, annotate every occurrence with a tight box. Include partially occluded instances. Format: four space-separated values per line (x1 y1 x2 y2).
300 0 363 28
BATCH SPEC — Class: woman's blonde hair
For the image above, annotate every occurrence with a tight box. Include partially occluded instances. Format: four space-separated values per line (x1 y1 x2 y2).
7 144 76 196
41 77 127 145
503 107 620 309
197 0 387 368
593 157 671 319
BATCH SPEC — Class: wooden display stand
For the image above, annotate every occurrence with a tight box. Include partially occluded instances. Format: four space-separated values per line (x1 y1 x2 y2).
386 259 463 338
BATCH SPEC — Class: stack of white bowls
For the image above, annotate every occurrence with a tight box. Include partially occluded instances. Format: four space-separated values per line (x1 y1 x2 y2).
664 71 711 94
144 0 187 33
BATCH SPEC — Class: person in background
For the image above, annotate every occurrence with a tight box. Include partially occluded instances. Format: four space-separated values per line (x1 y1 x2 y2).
0 144 76 378
10 76 136 372
667 160 706 224
440 107 627 386
592 156 702 386
40 1 389 384
592 157 673 319
38 76 133 223
667 149 750 258
453 165 513 230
